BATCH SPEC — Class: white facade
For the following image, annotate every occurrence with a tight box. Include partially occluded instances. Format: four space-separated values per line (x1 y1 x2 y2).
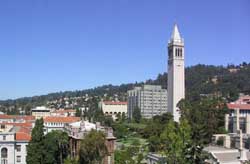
43 117 80 134
167 24 185 122
99 101 127 120
0 133 29 164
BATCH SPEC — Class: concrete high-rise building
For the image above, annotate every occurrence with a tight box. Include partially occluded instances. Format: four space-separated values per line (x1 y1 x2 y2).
127 85 168 119
167 24 185 122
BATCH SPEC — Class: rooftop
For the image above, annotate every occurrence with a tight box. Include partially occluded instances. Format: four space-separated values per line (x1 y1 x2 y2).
103 101 127 105
52 109 76 113
44 116 80 123
227 103 250 110
16 132 31 141
204 146 250 164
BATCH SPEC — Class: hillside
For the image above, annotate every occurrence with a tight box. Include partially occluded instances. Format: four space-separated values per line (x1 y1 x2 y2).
0 62 250 114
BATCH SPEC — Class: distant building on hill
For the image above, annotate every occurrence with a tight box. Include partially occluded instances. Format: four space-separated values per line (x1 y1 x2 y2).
50 109 76 117
31 106 51 119
127 85 168 119
99 101 127 120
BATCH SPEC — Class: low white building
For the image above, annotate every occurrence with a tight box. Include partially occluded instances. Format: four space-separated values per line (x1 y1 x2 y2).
99 101 127 120
43 116 81 134
50 109 76 117
0 115 14 123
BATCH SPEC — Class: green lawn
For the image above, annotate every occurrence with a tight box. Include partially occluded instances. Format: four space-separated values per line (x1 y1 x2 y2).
117 136 147 148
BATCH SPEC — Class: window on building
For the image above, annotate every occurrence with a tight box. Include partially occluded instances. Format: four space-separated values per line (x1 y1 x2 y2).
1 125 5 129
16 145 21 152
16 155 21 162
1 148 8 160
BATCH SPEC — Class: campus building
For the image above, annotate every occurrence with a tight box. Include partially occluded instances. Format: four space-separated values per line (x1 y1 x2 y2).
43 116 81 134
127 85 168 119
225 95 250 134
99 101 127 120
31 106 51 119
0 122 32 164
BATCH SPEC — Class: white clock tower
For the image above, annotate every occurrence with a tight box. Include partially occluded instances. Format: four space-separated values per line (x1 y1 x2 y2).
167 24 185 123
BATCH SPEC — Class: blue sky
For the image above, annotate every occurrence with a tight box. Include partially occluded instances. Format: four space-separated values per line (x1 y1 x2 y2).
0 0 249 100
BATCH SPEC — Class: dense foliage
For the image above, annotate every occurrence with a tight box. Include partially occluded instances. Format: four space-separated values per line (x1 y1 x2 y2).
178 97 228 144
79 130 108 164
26 119 69 164
26 119 45 164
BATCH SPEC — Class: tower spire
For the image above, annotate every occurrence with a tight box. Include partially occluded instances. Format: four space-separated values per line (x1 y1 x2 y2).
170 24 182 42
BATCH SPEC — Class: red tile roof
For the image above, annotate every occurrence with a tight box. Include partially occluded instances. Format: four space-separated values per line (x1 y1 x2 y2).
0 114 14 119
44 116 80 123
16 132 31 141
0 115 35 122
103 101 127 105
1 122 33 128
15 115 36 121
17 126 31 134
227 103 250 110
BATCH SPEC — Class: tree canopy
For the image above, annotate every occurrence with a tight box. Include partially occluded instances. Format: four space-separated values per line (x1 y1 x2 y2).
79 130 108 164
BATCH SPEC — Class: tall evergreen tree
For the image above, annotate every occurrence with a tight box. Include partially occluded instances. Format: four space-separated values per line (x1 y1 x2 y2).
26 118 45 164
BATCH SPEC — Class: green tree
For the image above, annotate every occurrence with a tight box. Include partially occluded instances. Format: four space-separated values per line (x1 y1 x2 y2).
43 130 69 164
112 123 128 139
64 157 78 164
160 119 192 164
26 118 45 164
148 135 162 152
121 112 126 122
75 108 82 117
178 98 228 144
133 106 141 123
79 130 108 164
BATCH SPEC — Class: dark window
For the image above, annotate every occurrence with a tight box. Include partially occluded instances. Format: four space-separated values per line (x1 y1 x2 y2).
17 156 21 162
1 148 7 158
16 145 21 152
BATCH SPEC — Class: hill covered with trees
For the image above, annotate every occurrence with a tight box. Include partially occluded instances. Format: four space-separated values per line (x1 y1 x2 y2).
0 62 250 114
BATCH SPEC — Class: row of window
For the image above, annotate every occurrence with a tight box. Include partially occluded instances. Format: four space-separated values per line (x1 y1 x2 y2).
105 112 126 115
45 122 64 126
175 48 183 58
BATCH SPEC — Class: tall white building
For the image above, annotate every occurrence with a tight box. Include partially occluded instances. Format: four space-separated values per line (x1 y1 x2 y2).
167 24 185 122
128 85 168 119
